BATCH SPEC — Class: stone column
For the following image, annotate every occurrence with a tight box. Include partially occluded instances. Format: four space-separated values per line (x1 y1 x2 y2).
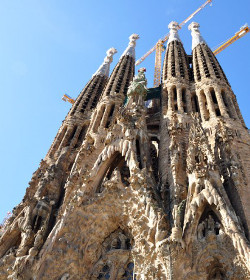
186 89 192 113
214 86 229 118
168 87 174 113
204 90 216 118
196 91 209 121
177 87 184 113
227 93 238 119
100 104 112 128
91 105 105 132
69 126 82 148
48 127 67 157
58 126 73 150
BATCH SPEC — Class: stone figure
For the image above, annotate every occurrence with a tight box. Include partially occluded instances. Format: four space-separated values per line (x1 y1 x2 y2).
126 67 147 108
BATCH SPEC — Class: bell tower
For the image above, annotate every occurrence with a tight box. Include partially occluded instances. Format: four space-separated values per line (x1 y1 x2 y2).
0 21 249 280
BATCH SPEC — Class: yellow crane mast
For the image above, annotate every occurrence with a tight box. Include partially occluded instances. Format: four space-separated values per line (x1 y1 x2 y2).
213 24 249 55
136 0 212 87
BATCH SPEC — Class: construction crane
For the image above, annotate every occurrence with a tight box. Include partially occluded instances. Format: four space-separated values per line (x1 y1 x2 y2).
213 24 249 55
135 0 212 87
62 94 75 104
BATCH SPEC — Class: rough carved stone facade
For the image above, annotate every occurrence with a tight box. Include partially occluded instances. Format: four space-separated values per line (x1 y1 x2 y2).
0 22 249 279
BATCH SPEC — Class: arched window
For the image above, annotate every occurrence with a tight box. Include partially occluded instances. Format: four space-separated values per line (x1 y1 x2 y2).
210 88 221 117
191 93 200 113
197 206 222 240
173 87 178 111
95 153 130 193
200 90 210 121
105 104 115 128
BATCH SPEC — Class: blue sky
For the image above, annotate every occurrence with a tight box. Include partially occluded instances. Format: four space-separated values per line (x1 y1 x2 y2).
0 0 249 221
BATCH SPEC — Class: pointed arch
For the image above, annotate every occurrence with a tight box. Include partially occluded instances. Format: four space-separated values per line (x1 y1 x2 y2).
92 151 130 193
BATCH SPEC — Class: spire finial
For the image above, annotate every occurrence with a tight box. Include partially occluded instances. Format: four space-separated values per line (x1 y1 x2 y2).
188 22 206 50
167 21 181 45
93 47 117 77
121 34 140 58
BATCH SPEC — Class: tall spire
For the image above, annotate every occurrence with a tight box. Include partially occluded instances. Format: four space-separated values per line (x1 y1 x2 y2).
162 21 190 83
93 47 117 77
101 34 138 97
121 34 139 58
167 21 181 45
47 48 117 159
188 22 206 50
68 48 117 118
90 34 139 133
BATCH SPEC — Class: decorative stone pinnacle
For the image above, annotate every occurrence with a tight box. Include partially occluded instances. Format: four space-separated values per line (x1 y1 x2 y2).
167 21 181 45
188 22 206 50
121 34 140 58
93 47 117 77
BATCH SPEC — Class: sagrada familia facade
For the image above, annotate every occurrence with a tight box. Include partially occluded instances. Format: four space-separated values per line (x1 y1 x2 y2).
0 21 249 279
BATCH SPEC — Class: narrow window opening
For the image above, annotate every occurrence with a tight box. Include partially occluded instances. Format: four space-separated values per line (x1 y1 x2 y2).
210 89 221 116
93 106 105 133
66 126 77 146
199 46 210 78
32 215 43 234
215 108 221 116
150 140 159 183
210 89 218 104
105 104 115 128
74 126 86 148
136 139 142 169
191 94 200 113
200 90 210 120
173 87 177 101
182 88 187 112
173 87 178 111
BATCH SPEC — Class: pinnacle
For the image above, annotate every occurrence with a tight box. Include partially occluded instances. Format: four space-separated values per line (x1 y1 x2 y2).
121 33 140 59
167 21 181 45
188 22 206 50
93 47 117 77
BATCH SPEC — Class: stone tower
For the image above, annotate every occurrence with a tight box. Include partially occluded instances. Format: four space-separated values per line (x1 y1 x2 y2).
0 23 249 280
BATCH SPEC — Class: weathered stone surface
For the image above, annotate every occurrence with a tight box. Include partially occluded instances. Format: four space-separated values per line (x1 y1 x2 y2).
0 26 249 280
